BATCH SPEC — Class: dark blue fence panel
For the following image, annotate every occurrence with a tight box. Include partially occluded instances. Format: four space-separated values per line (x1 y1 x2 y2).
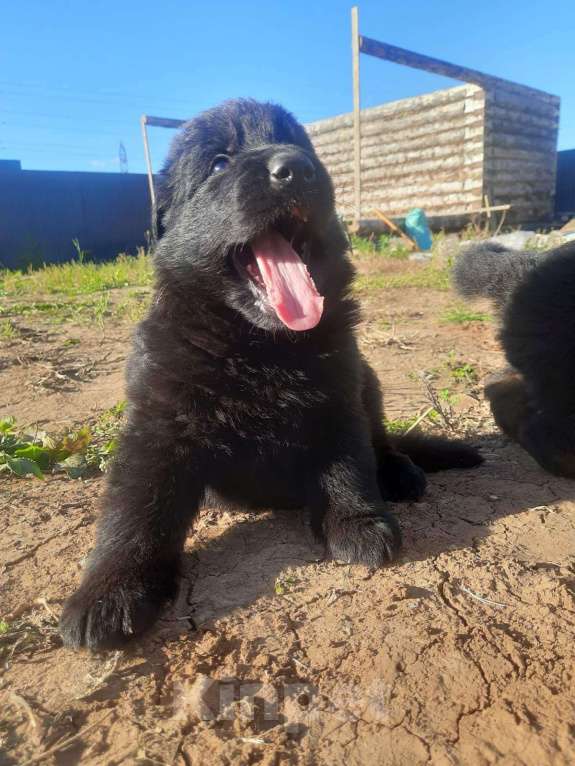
556 149 575 214
0 163 151 269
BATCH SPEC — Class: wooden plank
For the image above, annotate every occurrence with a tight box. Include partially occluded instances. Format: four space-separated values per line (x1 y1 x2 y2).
143 115 187 129
318 139 484 168
359 36 558 101
486 87 560 113
310 102 480 146
327 158 484 184
487 105 560 131
314 115 485 151
489 134 557 153
372 209 417 248
351 6 361 226
306 84 476 135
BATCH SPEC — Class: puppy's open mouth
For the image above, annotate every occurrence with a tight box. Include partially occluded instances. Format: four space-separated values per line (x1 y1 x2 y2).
232 208 324 331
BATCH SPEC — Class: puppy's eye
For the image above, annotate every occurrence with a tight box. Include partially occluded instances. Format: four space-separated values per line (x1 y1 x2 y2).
210 155 230 175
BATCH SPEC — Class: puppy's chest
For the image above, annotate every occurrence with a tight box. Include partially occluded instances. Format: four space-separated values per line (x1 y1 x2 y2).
183 352 340 445
220 356 327 422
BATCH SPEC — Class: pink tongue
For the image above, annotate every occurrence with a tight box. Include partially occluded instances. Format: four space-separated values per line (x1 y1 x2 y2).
251 230 324 331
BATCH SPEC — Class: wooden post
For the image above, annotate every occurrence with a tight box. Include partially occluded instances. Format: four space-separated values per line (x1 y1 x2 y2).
140 115 187 210
351 6 361 229
140 115 156 209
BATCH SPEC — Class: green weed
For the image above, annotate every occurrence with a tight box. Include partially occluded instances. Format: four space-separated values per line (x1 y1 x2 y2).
274 575 299 595
448 360 478 384
0 319 18 340
438 388 458 405
384 412 439 434
0 612 60 660
72 238 90 265
385 417 417 434
82 402 126 474
0 417 78 479
0 405 126 479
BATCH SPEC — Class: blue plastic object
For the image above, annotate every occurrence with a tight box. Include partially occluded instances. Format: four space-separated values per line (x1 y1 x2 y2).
404 208 433 251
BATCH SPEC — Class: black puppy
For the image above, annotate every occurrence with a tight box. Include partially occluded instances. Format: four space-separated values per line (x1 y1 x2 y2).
60 99 481 650
454 239 575 476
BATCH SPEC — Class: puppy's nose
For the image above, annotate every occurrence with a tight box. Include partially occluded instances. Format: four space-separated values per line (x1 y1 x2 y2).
269 152 316 189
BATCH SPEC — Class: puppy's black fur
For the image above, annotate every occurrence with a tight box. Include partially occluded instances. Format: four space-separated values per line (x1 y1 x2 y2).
454 239 575 477
60 99 481 650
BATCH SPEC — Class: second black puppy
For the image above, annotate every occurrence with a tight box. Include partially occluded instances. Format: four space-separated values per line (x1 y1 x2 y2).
454 239 575 477
61 99 481 650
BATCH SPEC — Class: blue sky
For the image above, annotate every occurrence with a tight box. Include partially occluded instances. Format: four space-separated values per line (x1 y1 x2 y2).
2 0 574 174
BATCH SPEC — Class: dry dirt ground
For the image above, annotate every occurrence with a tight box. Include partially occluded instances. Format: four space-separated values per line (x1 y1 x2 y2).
2 255 575 765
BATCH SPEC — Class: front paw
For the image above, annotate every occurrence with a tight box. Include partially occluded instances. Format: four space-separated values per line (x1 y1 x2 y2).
519 413 575 478
378 452 426 502
326 512 401 567
60 566 178 651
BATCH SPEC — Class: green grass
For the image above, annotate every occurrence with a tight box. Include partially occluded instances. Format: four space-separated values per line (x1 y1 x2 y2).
0 297 110 326
440 304 491 324
0 251 153 327
355 264 450 294
350 234 378 255
1 291 151 327
0 249 153 298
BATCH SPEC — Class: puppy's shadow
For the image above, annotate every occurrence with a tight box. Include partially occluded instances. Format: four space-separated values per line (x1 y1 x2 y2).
78 510 321 706
397 432 575 562
154 507 324 644
148 431 575 648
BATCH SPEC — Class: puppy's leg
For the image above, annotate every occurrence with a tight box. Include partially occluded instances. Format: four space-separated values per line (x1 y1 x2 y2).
484 369 530 441
60 426 203 650
518 411 575 478
309 433 402 567
361 360 426 502
484 371 575 477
